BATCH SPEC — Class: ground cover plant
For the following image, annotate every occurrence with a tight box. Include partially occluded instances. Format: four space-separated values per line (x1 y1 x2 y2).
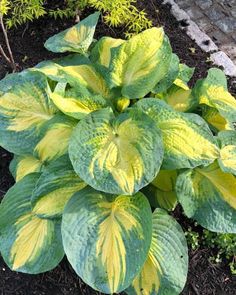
185 226 236 274
0 0 86 28
0 12 236 295
0 0 151 36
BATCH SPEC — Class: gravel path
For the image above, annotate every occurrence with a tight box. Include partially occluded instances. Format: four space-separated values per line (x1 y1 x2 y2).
175 0 236 64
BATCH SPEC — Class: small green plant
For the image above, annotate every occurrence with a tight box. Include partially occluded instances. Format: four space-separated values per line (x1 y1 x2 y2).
1 0 87 28
185 225 200 251
87 0 152 37
0 0 86 28
185 226 236 274
2 0 47 28
48 0 87 21
203 230 236 274
0 0 151 38
0 12 236 295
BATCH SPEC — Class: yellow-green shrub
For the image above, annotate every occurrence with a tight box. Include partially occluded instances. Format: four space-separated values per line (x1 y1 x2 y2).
0 0 151 37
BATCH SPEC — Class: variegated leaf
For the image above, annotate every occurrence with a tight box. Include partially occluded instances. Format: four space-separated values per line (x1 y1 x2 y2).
34 114 76 163
202 106 234 132
90 36 125 67
126 209 188 295
176 161 236 233
0 71 57 154
218 131 236 175
193 68 236 123
10 155 42 182
0 174 64 273
50 83 109 119
108 28 172 98
136 98 219 169
69 108 164 195
31 155 86 219
62 187 152 293
44 12 100 53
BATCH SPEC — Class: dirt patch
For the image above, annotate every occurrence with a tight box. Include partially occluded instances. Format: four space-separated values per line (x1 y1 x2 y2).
0 1 236 294
183 249 236 295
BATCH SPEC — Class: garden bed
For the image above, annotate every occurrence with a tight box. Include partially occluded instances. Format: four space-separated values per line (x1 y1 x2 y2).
0 0 236 294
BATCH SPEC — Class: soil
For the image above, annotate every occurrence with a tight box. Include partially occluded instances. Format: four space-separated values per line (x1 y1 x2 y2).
0 0 236 294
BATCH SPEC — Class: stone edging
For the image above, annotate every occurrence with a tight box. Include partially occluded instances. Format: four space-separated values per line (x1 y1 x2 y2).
163 0 236 77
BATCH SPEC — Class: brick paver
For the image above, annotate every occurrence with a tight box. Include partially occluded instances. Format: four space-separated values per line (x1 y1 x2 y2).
175 0 236 64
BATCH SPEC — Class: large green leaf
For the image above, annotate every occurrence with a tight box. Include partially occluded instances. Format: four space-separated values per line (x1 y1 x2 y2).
0 71 57 154
33 114 76 163
152 53 179 94
34 54 91 82
193 68 236 123
62 187 152 294
44 12 100 53
176 161 236 233
50 82 109 120
69 107 164 195
58 63 112 99
108 27 172 98
202 106 234 132
10 155 43 182
152 170 177 192
0 71 27 94
126 209 188 295
154 63 195 112
9 114 76 180
218 131 236 175
90 36 125 68
136 98 219 169
0 174 64 274
31 156 86 219
174 63 194 88
161 85 197 112
143 170 178 211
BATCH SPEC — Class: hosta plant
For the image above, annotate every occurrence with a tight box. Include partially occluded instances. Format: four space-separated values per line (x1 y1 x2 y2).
0 12 236 295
